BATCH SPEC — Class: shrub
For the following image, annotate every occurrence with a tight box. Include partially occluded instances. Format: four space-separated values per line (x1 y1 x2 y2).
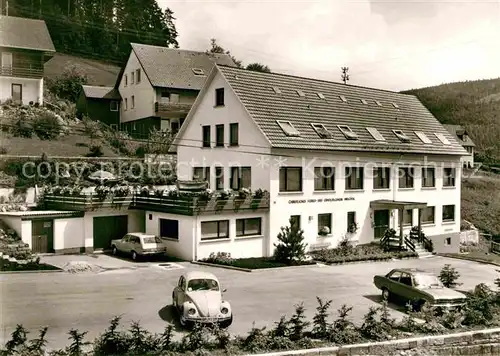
359 304 395 341
240 323 269 353
273 217 308 265
81 117 102 143
92 316 129 355
312 297 332 339
337 235 354 256
462 283 495 326
439 264 461 288
86 145 104 157
46 66 88 102
32 112 63 140
0 146 7 154
271 316 290 338
329 304 362 344
12 119 34 138
288 303 310 341
204 252 234 266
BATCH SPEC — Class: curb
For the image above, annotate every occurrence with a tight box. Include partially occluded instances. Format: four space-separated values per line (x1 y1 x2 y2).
242 327 500 356
315 256 418 266
190 261 319 273
438 254 500 267
0 269 64 274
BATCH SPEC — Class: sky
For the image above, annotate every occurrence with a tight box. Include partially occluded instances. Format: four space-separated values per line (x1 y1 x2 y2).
158 0 500 92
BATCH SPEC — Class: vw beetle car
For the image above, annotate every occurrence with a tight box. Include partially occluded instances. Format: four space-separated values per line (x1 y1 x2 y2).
374 268 467 311
172 271 232 328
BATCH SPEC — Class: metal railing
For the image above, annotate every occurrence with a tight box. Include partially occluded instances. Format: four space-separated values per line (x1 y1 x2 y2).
0 66 43 78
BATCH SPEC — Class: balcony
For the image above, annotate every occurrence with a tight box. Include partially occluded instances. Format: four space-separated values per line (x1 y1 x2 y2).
0 66 44 79
42 194 133 212
154 102 192 118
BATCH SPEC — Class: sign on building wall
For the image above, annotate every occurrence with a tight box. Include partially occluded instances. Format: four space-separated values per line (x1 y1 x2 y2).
288 197 355 204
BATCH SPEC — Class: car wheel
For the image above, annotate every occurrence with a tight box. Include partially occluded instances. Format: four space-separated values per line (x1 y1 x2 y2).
220 315 233 329
382 288 390 301
112 246 118 256
131 251 138 261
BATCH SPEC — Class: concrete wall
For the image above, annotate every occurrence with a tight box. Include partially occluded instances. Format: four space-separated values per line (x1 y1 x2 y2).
428 231 460 254
53 218 85 252
0 76 43 105
0 216 32 247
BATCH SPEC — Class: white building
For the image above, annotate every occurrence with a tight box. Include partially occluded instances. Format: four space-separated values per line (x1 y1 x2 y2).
160 65 469 260
0 16 55 105
443 124 476 168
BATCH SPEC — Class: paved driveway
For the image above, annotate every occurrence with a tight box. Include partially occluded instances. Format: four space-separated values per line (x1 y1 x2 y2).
1 256 497 350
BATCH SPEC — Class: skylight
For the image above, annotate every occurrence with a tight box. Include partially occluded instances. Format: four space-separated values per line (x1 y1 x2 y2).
435 132 451 145
277 120 301 137
375 100 383 106
337 125 358 140
296 90 306 97
339 95 348 103
393 129 411 143
317 93 325 99
392 102 400 109
311 123 333 139
360 99 368 105
366 127 386 141
192 68 205 75
415 131 432 144
272 86 282 94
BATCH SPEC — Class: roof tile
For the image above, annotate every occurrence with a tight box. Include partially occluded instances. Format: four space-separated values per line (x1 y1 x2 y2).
0 16 55 52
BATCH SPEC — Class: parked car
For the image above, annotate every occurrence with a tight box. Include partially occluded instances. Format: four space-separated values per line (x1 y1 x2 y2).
111 233 167 260
172 271 233 328
373 268 467 311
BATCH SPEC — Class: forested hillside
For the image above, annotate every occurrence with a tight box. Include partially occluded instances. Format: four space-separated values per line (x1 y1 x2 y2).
403 78 500 162
7 0 178 62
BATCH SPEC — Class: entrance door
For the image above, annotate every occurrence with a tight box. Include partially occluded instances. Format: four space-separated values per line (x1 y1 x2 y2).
373 210 390 239
93 215 128 250
32 220 54 253
12 84 22 104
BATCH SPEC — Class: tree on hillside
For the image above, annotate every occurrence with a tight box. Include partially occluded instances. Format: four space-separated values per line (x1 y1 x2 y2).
206 38 243 68
246 63 271 73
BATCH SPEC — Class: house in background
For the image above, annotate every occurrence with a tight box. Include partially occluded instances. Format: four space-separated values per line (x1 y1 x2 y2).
443 124 476 168
0 15 55 105
117 43 235 138
76 85 121 128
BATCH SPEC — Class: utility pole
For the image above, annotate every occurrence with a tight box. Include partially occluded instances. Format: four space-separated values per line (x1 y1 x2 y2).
6 1 9 16
341 67 350 84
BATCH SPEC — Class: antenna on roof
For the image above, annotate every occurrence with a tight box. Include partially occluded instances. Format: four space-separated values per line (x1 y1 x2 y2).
341 67 349 84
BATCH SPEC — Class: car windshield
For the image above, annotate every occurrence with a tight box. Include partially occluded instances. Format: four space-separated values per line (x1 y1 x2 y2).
187 279 219 291
142 236 161 244
414 274 443 288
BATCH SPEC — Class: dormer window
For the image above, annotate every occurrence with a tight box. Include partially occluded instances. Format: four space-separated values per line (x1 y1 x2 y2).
277 120 300 137
272 86 282 94
192 68 205 76
435 132 451 145
375 100 382 106
339 95 347 103
366 127 385 141
415 131 432 144
337 125 358 140
360 99 368 105
392 102 400 109
296 90 305 97
317 93 325 99
311 123 333 139
393 129 410 143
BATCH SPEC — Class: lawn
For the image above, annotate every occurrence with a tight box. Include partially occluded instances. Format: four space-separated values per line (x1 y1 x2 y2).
0 258 61 272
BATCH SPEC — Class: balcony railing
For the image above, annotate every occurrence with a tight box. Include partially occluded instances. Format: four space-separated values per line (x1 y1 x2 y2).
0 66 44 79
154 102 192 117
42 191 270 215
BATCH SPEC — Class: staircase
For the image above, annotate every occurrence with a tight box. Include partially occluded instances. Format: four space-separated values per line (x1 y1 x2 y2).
413 241 434 259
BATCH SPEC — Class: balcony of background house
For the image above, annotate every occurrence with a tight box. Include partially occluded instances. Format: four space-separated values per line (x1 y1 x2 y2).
154 90 195 119
1 53 44 79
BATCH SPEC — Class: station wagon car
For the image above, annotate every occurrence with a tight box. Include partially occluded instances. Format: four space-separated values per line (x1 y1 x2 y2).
374 268 467 311
111 233 167 260
172 271 233 328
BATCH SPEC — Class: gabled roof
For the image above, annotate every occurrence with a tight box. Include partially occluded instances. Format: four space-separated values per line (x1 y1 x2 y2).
81 85 121 100
443 124 476 147
0 16 55 52
212 65 467 156
130 43 236 90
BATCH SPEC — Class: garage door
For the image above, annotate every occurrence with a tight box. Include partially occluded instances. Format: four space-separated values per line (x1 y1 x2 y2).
93 215 128 250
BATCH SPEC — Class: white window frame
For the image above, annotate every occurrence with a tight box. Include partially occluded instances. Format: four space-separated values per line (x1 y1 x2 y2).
393 129 411 143
311 123 333 139
276 120 301 137
338 125 358 140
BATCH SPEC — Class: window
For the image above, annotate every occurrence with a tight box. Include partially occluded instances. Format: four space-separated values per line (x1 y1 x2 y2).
131 95 135 109
400 273 412 286
136 69 141 83
193 167 210 187
1 52 13 68
201 220 229 240
159 219 179 240
230 123 239 146
124 74 128 86
375 100 383 106
415 131 432 144
347 211 356 230
202 125 211 147
398 167 414 189
422 206 435 224
339 95 347 102
216 124 224 147
161 91 170 99
131 71 134 84
279 167 302 192
317 92 325 99
360 99 368 105
435 133 451 145
366 127 386 141
345 167 364 190
314 167 335 191
124 98 128 110
445 237 451 245
215 88 225 106
311 123 333 139
272 86 282 94
338 125 358 140
110 101 119 112
318 213 332 235
422 168 435 188
388 270 403 282
215 167 224 190
442 205 455 222
236 218 261 237
296 90 305 97
393 129 410 143
443 168 456 187
373 167 390 189
403 209 413 226
230 167 251 190
192 68 205 75
290 215 301 230
277 120 300 137
392 102 400 109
